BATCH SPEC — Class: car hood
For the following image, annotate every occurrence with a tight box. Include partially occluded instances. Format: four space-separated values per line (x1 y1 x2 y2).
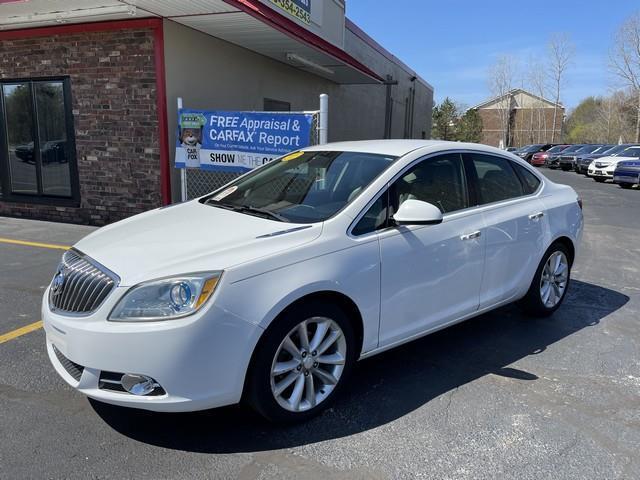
74 201 322 286
595 155 637 167
617 159 640 168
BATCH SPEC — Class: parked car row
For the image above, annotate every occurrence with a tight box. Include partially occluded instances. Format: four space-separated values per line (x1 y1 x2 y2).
510 143 640 189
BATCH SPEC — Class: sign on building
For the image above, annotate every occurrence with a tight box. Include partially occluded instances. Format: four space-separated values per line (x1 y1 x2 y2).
268 0 311 24
175 109 314 172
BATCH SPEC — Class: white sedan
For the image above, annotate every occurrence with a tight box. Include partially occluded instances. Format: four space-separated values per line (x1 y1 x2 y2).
43 140 583 422
588 146 640 182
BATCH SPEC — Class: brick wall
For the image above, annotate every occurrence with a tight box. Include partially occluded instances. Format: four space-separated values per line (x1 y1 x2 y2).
478 107 564 148
0 26 162 225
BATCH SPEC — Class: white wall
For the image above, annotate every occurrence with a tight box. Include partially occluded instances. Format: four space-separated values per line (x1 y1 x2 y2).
163 19 433 200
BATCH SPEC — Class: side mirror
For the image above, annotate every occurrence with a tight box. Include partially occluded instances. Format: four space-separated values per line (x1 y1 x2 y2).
392 199 443 226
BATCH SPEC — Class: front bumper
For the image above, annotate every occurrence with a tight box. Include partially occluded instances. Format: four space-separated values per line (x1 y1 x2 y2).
43 287 263 412
588 167 615 178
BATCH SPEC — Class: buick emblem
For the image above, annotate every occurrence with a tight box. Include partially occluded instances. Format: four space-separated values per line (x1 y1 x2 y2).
51 268 66 296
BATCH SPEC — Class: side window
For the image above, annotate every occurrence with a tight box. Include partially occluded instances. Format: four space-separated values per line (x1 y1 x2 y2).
352 190 388 236
390 153 468 214
512 163 541 194
471 154 524 204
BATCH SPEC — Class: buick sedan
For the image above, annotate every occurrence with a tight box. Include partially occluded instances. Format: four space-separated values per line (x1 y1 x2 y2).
43 140 583 422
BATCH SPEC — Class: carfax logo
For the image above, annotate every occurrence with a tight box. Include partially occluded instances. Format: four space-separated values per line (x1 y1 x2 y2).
178 113 206 168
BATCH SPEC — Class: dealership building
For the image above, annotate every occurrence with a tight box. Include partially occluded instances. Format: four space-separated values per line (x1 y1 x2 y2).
0 0 433 225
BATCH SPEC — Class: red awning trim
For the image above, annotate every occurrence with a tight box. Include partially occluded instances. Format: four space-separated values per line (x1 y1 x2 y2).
223 0 383 83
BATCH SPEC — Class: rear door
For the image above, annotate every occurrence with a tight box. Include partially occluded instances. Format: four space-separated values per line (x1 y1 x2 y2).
466 153 546 308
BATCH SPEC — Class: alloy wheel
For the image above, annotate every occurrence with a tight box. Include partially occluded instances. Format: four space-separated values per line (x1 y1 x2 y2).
270 317 347 412
539 251 569 308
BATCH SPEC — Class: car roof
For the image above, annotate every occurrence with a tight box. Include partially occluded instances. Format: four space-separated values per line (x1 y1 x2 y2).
303 139 517 158
303 140 447 156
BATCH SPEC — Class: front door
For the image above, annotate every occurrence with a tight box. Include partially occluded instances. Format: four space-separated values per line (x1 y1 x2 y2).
377 153 486 347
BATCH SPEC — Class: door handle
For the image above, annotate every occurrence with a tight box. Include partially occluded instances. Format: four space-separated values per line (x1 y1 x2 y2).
528 212 545 220
460 230 481 241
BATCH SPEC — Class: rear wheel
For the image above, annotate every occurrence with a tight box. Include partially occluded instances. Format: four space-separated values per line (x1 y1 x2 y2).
520 243 571 317
619 183 632 189
245 300 356 422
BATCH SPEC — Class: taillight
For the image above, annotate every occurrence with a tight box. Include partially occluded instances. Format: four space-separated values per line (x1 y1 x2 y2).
577 198 583 210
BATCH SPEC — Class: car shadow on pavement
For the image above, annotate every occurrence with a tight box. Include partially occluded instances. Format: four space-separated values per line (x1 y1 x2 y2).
91 279 628 453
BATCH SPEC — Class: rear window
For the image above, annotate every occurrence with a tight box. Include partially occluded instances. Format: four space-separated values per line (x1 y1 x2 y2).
470 154 524 204
513 163 541 194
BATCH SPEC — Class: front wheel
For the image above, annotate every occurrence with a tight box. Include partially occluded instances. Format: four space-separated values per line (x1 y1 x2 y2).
245 301 356 422
594 177 605 183
520 243 571 317
619 183 632 189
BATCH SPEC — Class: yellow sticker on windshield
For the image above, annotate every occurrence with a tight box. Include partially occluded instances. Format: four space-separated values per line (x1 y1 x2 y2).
282 151 305 161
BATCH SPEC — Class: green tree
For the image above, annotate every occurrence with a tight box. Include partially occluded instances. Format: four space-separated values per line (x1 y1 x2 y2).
431 97 459 140
565 96 603 143
457 109 483 143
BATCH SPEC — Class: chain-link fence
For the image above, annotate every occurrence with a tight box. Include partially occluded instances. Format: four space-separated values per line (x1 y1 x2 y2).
183 111 320 200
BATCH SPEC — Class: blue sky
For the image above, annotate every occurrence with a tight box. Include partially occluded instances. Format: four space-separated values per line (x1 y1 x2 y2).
347 1 640 110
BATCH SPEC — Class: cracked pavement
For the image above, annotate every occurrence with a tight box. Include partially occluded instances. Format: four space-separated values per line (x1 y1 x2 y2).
0 169 638 479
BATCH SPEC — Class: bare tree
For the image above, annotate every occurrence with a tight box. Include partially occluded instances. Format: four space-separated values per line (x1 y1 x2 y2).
610 12 640 142
597 95 616 143
528 56 548 143
548 33 574 142
487 55 518 147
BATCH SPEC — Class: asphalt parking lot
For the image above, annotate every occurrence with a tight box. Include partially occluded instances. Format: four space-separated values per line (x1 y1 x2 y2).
1 169 639 480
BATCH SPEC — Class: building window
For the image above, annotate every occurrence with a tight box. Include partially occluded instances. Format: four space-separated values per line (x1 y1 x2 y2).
264 98 291 112
0 77 79 204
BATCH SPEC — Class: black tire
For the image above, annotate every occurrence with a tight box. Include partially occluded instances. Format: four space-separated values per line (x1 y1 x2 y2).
619 183 632 189
520 242 572 317
245 299 356 422
594 177 605 182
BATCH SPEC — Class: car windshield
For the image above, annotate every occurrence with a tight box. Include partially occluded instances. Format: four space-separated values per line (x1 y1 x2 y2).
608 145 632 155
522 144 544 152
202 150 397 224
593 145 615 154
562 145 584 153
621 147 640 158
577 145 602 154
546 145 567 153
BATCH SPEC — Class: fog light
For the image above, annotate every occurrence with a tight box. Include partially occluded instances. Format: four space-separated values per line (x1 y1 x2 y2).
121 374 157 396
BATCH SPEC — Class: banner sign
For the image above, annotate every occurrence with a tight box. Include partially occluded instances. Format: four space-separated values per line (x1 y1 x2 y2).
175 109 314 172
268 0 311 24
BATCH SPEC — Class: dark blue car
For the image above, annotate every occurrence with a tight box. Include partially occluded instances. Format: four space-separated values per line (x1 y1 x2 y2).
613 159 640 189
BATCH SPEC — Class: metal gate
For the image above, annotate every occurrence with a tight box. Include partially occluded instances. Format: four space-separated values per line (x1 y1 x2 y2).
180 94 328 201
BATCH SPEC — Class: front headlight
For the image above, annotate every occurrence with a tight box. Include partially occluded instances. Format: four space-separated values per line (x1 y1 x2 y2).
109 271 222 322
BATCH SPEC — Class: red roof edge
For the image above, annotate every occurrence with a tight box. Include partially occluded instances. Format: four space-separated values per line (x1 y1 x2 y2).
223 0 383 83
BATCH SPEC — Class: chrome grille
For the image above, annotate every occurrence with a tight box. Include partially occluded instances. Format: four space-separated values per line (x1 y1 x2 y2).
49 249 119 315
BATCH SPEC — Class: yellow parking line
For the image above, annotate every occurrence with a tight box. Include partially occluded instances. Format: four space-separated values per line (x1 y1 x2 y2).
0 237 70 251
0 321 44 345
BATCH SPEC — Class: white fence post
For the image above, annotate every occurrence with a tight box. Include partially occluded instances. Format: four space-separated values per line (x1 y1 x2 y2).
177 97 187 202
319 93 328 145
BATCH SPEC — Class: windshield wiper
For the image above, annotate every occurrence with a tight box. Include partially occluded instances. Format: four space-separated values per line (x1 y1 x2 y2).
206 200 289 222
236 205 290 223
205 200 235 210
